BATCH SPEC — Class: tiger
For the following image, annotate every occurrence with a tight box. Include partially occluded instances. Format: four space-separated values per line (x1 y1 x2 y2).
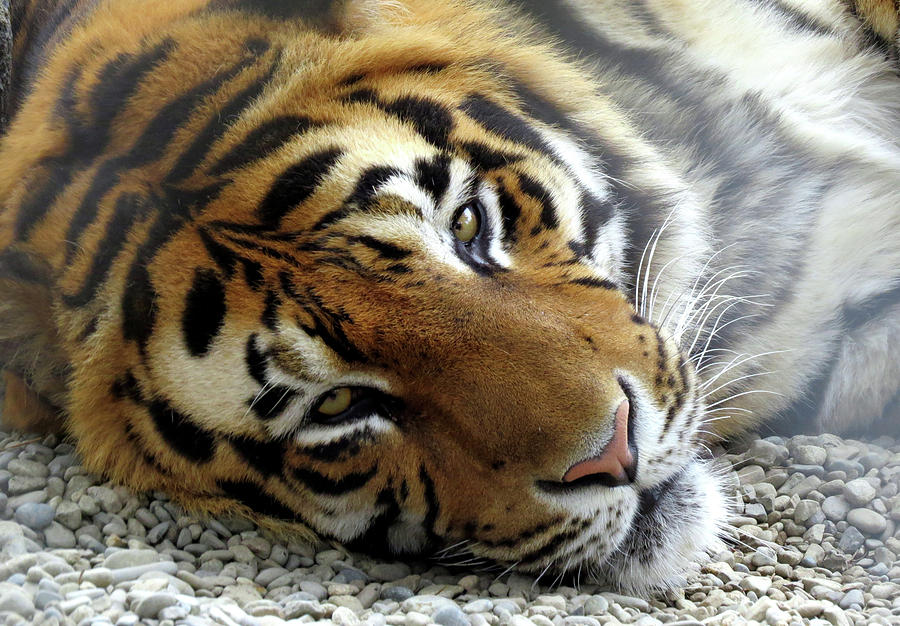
1 0 898 592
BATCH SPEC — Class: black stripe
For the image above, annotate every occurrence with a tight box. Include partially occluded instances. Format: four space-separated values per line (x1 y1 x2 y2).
381 96 454 149
279 272 367 363
346 487 405 555
228 436 285 478
245 334 268 385
460 142 522 171
63 39 269 261
182 269 228 357
419 465 440 541
147 398 217 463
0 248 51 284
121 261 158 353
569 276 617 290
116 371 217 463
258 148 343 226
165 54 281 184
496 182 520 244
62 193 150 308
750 0 837 38
199 229 238 278
241 258 264 290
293 465 377 495
518 174 557 230
346 165 400 209
459 94 555 159
249 385 298 419
262 290 281 330
349 235 412 260
207 115 315 178
217 480 299 522
301 435 363 463
415 154 451 202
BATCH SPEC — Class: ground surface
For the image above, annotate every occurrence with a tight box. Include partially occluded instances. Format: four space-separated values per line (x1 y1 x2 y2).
0 428 898 626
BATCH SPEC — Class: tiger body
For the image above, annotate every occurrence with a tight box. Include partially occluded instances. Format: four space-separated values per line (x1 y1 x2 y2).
1 0 898 591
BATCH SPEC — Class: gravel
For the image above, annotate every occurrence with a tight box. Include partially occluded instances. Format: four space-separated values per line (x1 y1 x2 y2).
1 428 899 626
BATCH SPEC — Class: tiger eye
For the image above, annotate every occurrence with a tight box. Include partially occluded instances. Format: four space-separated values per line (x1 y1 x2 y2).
452 205 480 243
316 387 353 416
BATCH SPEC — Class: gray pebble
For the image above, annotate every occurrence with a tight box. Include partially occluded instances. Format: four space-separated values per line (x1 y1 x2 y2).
43 522 76 548
103 549 160 569
34 589 61 610
0 588 35 618
838 525 866 553
434 605 469 626
14 502 55 530
382 586 415 602
283 599 326 619
133 592 178 619
369 562 412 582
847 508 887 535
298 580 328 601
839 589 865 610
822 495 852 521
255 566 289 586
843 478 877 507
8 458 50 478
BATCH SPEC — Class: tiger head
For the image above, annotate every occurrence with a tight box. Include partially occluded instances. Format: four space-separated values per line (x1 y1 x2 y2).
3 0 728 591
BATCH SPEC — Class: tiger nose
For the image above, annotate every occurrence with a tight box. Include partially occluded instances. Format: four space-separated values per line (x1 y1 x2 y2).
562 398 637 486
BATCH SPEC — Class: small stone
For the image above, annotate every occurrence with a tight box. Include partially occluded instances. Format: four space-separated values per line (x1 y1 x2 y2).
464 599 494 613
369 562 412 582
744 503 767 522
33 589 61 610
401 594 459 615
739 575 772 596
103 549 160 569
54 501 82 530
87 486 123 513
843 479 877 507
838 525 866 553
381 586 414 602
822 495 851 521
750 546 777 567
793 445 827 465
283 600 326 620
838 588 864 610
582 596 609 615
747 440 785 466
0 588 35 618
43 521 76 548
846 508 887 535
738 465 766 485
299 580 328 601
134 592 178 619
333 606 361 626
14 502 55 530
8 458 50 478
434 605 469 626
255 566 289 586
794 500 820 525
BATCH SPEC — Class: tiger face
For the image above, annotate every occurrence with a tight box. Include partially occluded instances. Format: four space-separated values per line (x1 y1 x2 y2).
0 0 728 591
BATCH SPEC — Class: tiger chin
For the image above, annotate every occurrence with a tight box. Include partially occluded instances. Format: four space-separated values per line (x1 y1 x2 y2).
1 0 898 594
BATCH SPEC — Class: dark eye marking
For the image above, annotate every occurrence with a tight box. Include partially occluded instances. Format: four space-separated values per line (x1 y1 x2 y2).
182 268 227 357
518 174 558 230
248 384 298 420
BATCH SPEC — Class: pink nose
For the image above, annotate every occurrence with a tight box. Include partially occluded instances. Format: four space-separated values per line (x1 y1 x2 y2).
562 398 636 485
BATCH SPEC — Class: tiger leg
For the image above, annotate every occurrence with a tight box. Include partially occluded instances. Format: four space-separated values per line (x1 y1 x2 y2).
814 299 900 436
